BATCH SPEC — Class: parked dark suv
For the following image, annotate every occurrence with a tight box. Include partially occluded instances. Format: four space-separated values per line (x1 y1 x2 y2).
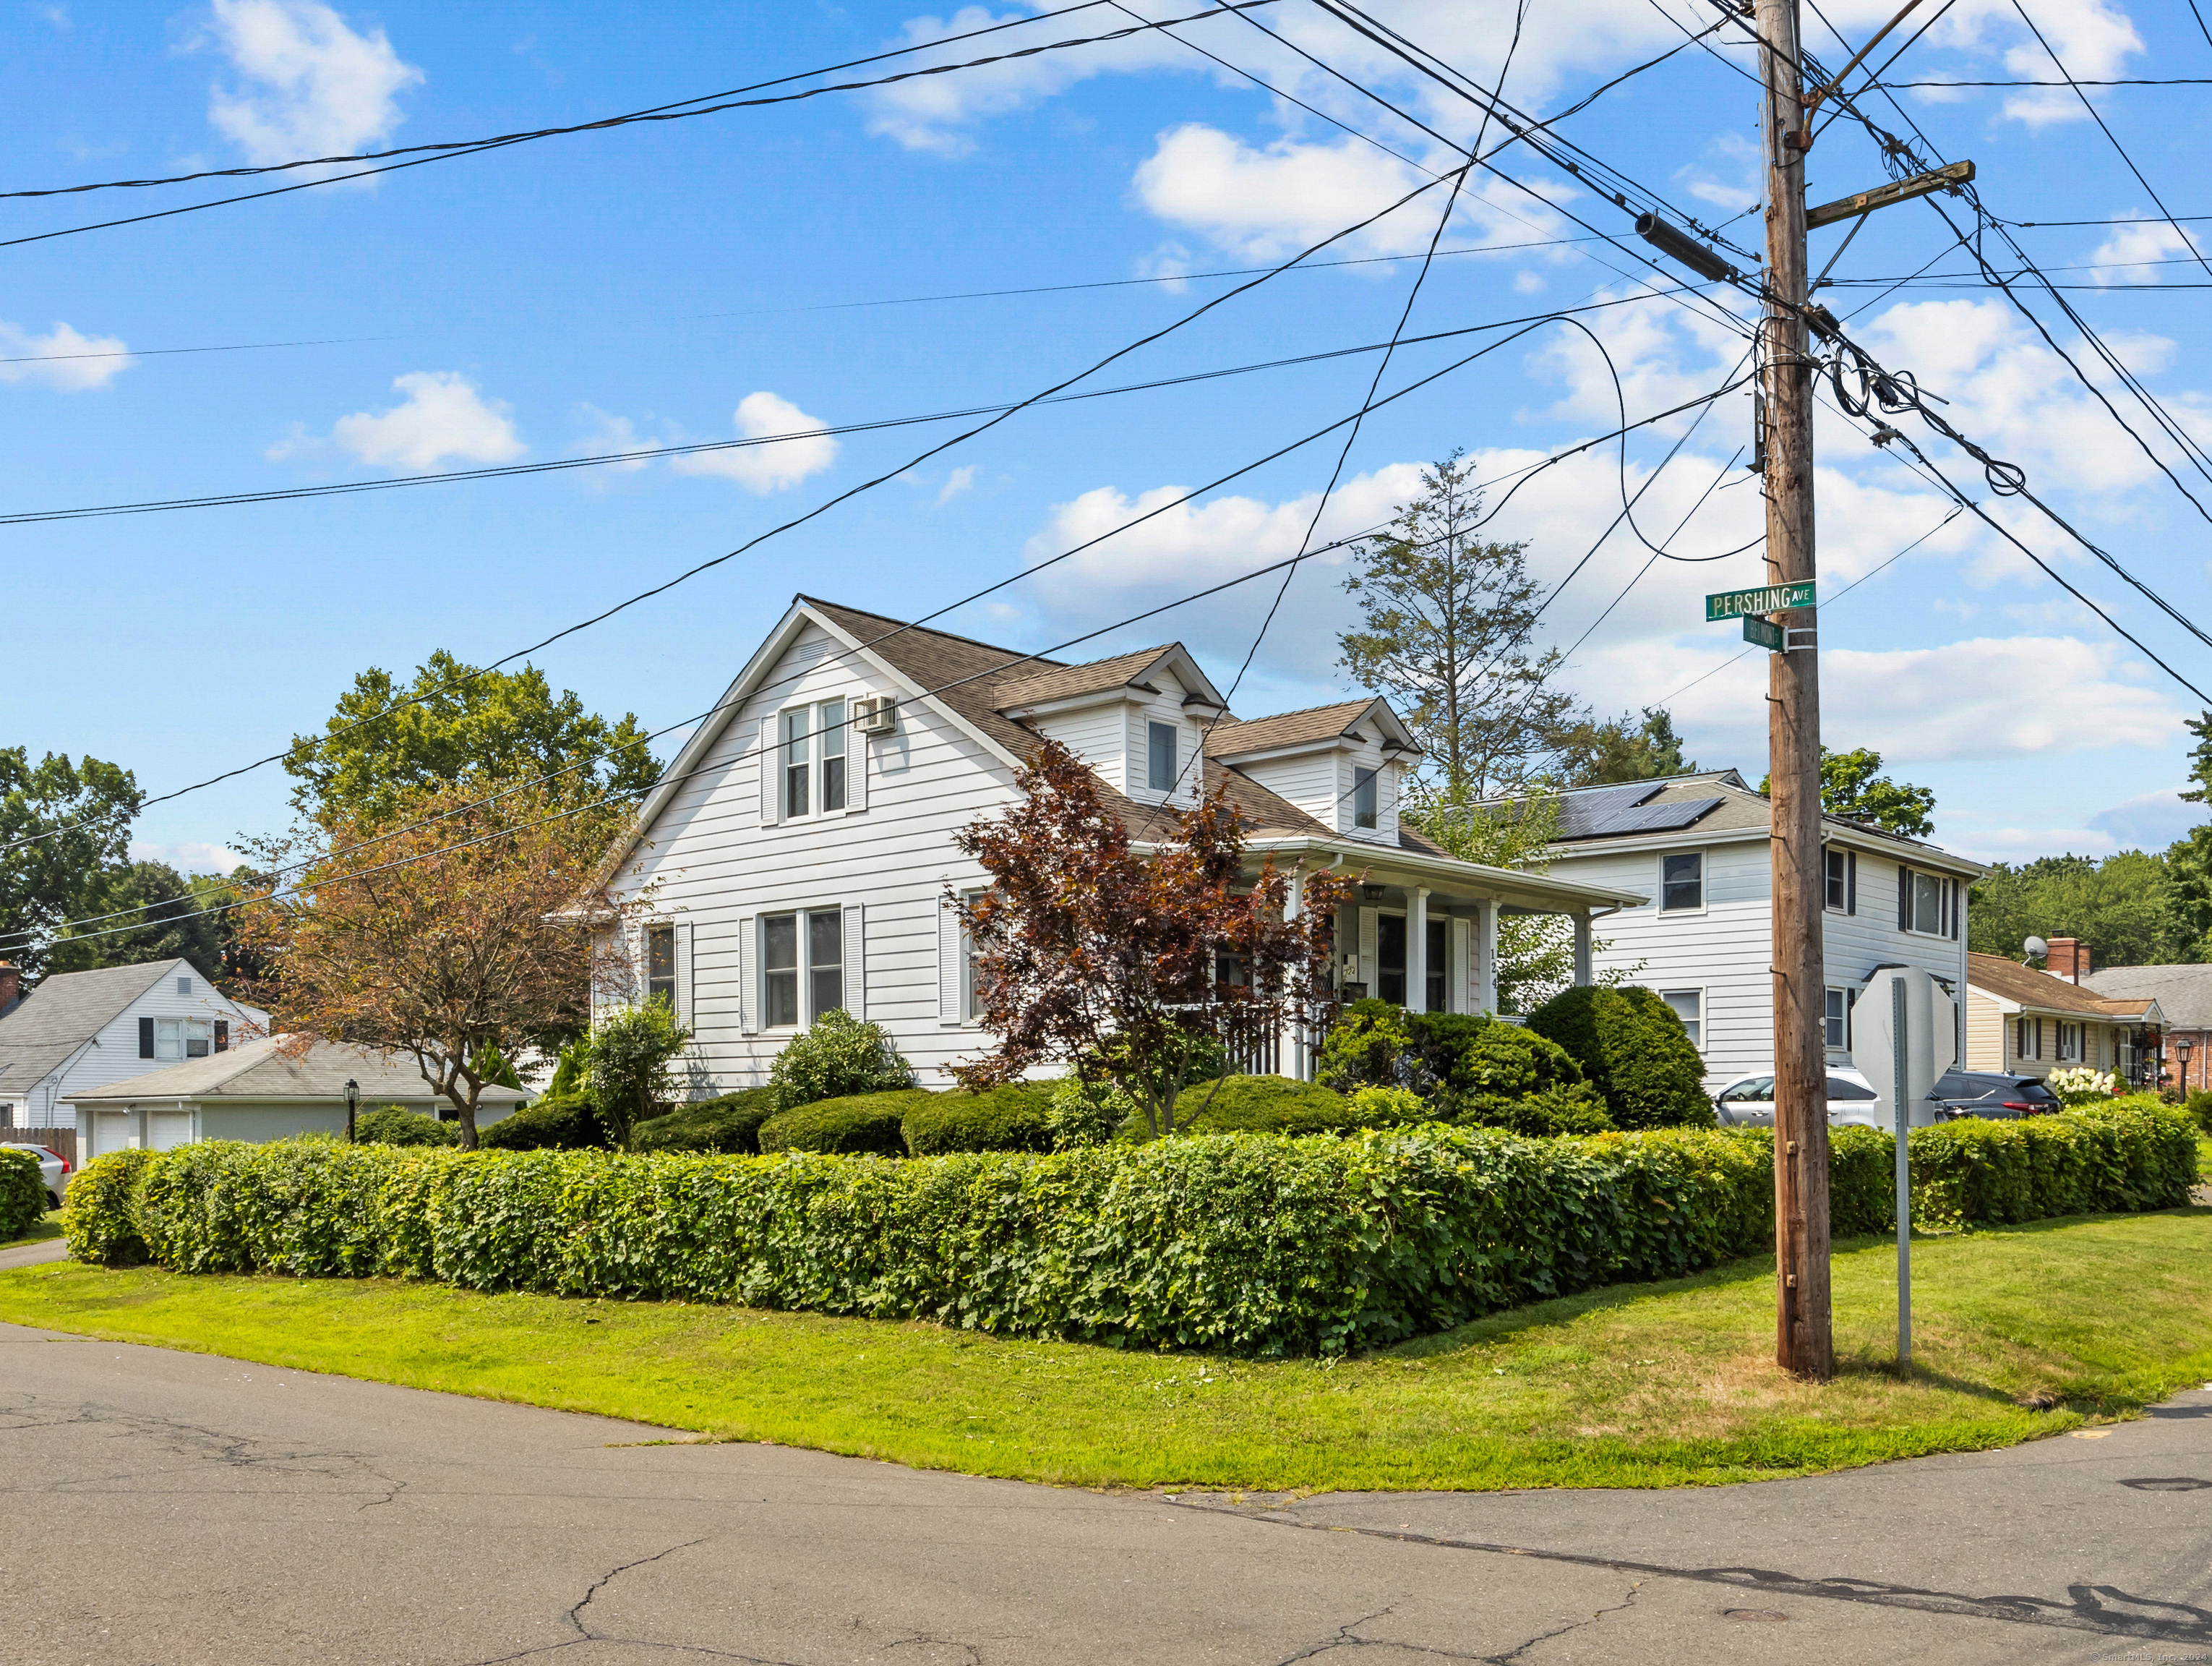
1925 1071 2061 1122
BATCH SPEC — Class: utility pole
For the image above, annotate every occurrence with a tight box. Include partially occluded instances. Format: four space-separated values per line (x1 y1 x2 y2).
1757 0 1833 1380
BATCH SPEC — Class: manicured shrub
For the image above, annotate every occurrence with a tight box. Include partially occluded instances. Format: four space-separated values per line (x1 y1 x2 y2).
1908 1095 2198 1226
758 1089 920 1155
900 1086 1056 1156
352 1107 458 1148
631 1088 780 1155
1137 1075 1363 1139
1314 999 1420 1092
1411 1011 1611 1134
1526 985 1715 1130
0 1148 46 1239
1459 1086 1615 1139
768 1009 914 1110
2185 1088 2212 1134
59 1148 158 1265
1046 1077 1133 1150
480 1093 604 1151
1347 1085 1433 1126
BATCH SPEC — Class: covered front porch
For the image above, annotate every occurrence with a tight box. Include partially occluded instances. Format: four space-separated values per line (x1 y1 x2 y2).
1252 839 1647 1080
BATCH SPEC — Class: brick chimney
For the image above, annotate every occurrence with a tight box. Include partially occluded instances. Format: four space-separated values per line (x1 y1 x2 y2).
0 961 20 1017
2046 936 2091 983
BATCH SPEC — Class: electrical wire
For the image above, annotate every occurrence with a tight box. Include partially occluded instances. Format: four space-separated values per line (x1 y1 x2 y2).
0 0 1282 252
0 334 388 367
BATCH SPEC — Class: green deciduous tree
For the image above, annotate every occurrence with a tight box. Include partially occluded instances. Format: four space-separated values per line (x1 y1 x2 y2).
1760 746 1935 839
0 748 143 979
1970 851 2182 967
46 860 227 978
1337 452 1587 800
584 997 691 1148
283 650 656 829
1551 706 1694 785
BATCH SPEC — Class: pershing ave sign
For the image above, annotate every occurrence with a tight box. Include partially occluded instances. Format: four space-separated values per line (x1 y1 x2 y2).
1705 581 1815 622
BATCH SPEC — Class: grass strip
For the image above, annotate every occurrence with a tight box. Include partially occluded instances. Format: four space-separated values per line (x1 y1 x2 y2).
1 1209 2206 1492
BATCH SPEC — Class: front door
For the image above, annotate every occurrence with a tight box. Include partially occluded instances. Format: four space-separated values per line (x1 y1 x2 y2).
1376 913 1407 1005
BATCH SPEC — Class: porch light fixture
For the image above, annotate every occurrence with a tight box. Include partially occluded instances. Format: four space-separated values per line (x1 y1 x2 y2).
345 1077 359 1144
1362 885 1386 901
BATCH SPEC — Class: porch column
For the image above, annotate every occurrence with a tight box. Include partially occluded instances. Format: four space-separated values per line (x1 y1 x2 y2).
1280 864 1305 1080
1475 899 1498 1014
1408 887 1431 1012
1572 913 1593 986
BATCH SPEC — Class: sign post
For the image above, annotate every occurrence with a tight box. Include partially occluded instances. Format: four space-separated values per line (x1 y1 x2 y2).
1890 978 1911 1367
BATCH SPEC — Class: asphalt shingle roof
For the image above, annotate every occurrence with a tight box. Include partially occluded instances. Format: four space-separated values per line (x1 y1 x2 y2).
1968 952 2153 1020
0 960 188 1093
989 647 1175 708
2080 964 2212 1029
1204 700 1395 758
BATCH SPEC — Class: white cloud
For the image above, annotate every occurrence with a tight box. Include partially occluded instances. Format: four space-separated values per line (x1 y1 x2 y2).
938 464 979 504
2088 787 2197 850
273 371 523 471
205 0 422 168
670 392 839 493
2086 216 2204 285
0 320 131 390
129 839 246 874
573 403 659 473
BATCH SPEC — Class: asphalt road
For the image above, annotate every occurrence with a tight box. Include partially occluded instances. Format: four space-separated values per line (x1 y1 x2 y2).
3 1317 2208 1666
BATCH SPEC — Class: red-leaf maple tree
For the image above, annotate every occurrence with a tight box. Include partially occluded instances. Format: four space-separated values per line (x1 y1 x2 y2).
951 738 1352 1135
234 779 643 1148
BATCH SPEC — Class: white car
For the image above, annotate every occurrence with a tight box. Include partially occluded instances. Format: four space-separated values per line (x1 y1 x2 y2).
1713 1067 1887 1130
1 1143 69 1212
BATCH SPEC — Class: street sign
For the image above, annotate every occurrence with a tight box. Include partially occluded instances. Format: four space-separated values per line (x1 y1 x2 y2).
1742 615 1785 652
1707 581 1814 621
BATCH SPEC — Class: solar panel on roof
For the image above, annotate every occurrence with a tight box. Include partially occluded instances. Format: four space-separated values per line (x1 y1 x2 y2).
1551 782 1663 839
1592 795 1724 836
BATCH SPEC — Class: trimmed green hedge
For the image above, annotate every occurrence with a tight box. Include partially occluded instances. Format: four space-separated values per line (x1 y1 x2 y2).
480 1094 603 1151
900 1085 1055 1156
1527 985 1715 1129
758 1090 920 1155
63 1103 2197 1357
1911 1096 2199 1225
352 1107 458 1148
632 1088 781 1155
1123 1075 1368 1140
0 1147 46 1239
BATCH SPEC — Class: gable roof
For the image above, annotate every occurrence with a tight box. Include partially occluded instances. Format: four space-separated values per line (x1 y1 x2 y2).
1204 697 1421 759
1967 952 2155 1020
0 960 194 1094
69 1035 531 1104
2080 964 2212 1030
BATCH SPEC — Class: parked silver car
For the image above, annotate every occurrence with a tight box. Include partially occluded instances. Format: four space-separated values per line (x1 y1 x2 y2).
1713 1067 1885 1129
1 1142 69 1211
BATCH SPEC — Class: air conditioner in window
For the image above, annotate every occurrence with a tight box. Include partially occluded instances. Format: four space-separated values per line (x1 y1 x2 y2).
854 696 897 735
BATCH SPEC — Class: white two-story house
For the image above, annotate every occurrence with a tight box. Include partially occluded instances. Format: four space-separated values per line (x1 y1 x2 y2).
1526 771 1983 1095
588 597 1645 1092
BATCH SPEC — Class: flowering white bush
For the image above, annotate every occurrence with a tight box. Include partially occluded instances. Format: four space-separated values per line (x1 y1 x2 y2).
2046 1066 2117 1106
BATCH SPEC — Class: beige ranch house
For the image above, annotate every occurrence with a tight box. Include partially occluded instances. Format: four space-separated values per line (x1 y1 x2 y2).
588 597 1645 1090
1964 950 2159 1086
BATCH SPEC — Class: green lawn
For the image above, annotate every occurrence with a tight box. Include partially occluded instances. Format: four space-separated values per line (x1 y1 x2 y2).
2 1209 2207 1492
1 1211 64 1251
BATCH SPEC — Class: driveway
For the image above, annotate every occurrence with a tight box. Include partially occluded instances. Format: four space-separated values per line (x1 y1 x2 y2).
2 1317 2207 1665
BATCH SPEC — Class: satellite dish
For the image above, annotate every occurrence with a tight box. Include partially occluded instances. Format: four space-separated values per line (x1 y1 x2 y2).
2024 936 2049 960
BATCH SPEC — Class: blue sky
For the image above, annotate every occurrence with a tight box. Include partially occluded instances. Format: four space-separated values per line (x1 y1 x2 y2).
6 0 2210 873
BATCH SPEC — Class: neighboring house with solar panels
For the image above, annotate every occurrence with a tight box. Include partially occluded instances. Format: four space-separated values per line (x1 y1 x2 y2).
1522 770 1983 1094
580 596 1647 1092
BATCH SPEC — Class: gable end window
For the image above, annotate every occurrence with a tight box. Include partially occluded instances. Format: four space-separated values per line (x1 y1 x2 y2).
1660 851 1703 912
154 1017 212 1061
779 699 854 820
1352 768 1379 830
646 924 676 1007
1147 721 1176 792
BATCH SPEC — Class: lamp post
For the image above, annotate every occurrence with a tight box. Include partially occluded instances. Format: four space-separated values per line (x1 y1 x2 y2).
344 1077 359 1144
2179 1039 2194 1096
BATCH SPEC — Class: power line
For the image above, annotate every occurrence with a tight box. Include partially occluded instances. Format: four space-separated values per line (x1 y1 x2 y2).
1877 75 2212 87
0 334 389 367
0 1 1282 252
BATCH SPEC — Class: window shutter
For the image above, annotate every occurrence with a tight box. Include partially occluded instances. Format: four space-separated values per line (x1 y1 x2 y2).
1357 907 1378 992
674 920 694 1031
214 1020 228 1053
938 897 964 1025
758 717 779 827
1846 850 1857 915
737 915 757 1036
1946 877 1959 941
139 1017 155 1059
846 732 867 813
1897 865 1911 931
841 904 865 1020
1449 918 1470 1014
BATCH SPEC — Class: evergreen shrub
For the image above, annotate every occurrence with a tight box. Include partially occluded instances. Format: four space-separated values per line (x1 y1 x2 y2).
352 1107 458 1148
630 1088 780 1155
2185 1089 2212 1134
899 1085 1055 1155
1908 1095 2199 1226
1045 1077 1133 1150
1125 1075 1359 1139
1313 999 1420 1092
0 1148 46 1240
479 1093 604 1151
75 1105 2196 1356
758 1089 919 1155
1526 985 1715 1129
768 1010 914 1110
1410 1011 1612 1135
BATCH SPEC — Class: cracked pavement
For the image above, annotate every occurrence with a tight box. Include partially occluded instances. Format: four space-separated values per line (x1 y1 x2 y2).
1 1320 2208 1665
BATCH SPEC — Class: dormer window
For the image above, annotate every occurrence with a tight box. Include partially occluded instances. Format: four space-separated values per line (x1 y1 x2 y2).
1353 768 1379 829
1147 722 1177 792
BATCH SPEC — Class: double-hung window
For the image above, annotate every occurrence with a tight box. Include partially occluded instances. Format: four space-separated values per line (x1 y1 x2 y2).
762 908 844 1028
646 924 676 1007
2057 1021 2083 1062
155 1017 213 1061
1661 851 1703 911
1352 768 1379 830
1661 989 1702 1048
1825 987 1848 1049
780 699 851 819
1825 848 1856 913
1899 866 1958 938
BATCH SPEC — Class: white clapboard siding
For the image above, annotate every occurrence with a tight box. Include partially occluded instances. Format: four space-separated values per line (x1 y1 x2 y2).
1235 750 1341 833
1030 701 1133 795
